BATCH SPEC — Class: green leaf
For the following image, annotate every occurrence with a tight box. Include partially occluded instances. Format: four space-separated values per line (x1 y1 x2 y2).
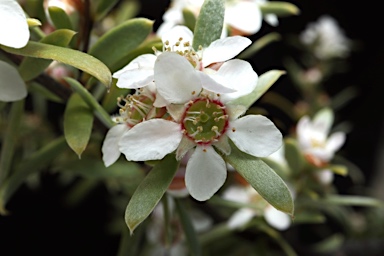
175 199 202 256
192 0 225 49
225 142 294 216
64 77 115 128
64 93 94 158
93 0 120 20
0 61 27 102
0 137 67 215
237 32 281 59
88 18 154 71
323 195 384 207
284 138 305 175
54 158 144 180
18 29 76 81
48 6 73 29
329 164 348 176
125 154 179 234
228 70 286 109
182 8 197 32
260 2 300 17
28 82 64 103
0 100 24 186
1 41 112 87
101 78 129 113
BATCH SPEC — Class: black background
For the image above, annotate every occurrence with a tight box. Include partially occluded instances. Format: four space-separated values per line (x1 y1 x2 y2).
1 0 384 255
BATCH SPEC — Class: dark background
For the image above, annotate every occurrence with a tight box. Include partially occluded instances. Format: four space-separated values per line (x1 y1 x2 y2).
1 0 384 255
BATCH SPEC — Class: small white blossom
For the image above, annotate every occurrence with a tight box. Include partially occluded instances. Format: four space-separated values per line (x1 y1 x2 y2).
117 51 282 201
296 108 346 167
101 84 168 167
222 184 291 231
113 25 251 104
0 0 30 48
300 15 351 60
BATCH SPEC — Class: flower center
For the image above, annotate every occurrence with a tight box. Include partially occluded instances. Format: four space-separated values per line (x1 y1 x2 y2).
182 98 228 144
115 89 168 127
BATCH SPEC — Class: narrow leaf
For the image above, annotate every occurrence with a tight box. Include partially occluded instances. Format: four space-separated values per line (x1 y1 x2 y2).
18 29 76 81
89 18 154 71
175 199 202 256
0 137 67 215
64 77 115 128
93 0 120 20
0 100 24 186
192 0 225 49
0 61 27 102
1 41 112 87
125 154 179 234
48 6 73 29
225 142 294 215
260 2 300 17
284 138 305 175
237 32 281 59
54 158 144 180
228 70 286 109
182 8 197 32
64 93 94 158
323 195 384 207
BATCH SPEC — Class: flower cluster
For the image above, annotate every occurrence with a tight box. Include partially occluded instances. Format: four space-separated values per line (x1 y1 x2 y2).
103 25 282 201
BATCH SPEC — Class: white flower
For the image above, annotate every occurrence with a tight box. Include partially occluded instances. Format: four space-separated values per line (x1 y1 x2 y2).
222 184 291 231
300 15 351 59
296 108 346 168
0 0 30 48
118 52 282 201
157 0 277 37
101 84 168 167
113 25 251 102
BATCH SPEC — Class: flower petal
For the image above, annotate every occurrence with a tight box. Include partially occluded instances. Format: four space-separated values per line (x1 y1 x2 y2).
227 208 256 229
313 108 334 136
185 146 227 201
202 36 251 67
113 54 156 88
228 115 282 157
221 185 250 203
0 60 27 102
326 132 346 153
314 169 334 185
119 119 182 161
155 52 201 103
176 136 195 161
197 70 236 93
264 206 291 231
213 59 258 103
102 124 129 167
161 25 193 47
225 1 262 34
0 0 29 48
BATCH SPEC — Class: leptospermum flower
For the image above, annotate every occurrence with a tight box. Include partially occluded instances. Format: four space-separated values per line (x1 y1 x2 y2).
0 0 30 48
118 51 282 201
296 108 346 184
297 108 345 167
222 184 291 231
112 25 251 99
157 0 277 37
101 83 168 167
300 15 351 60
